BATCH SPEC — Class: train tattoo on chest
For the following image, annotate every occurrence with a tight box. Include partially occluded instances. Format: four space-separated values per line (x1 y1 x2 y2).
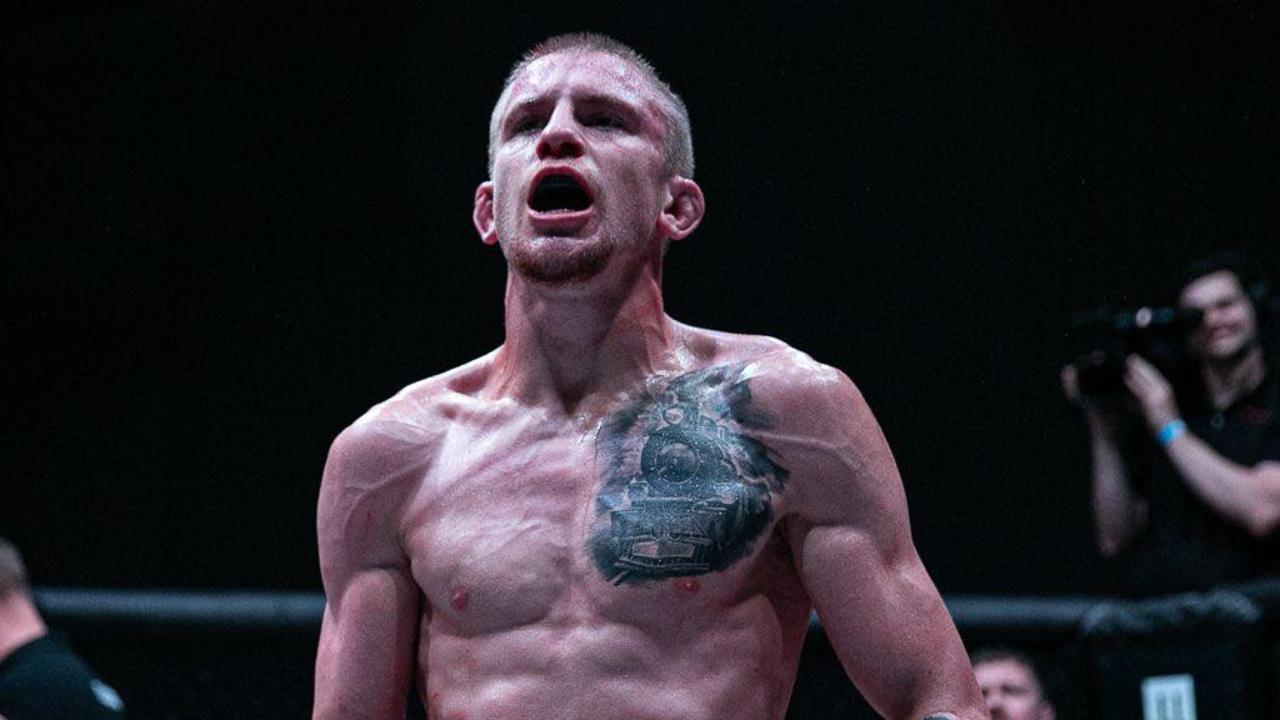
589 363 790 584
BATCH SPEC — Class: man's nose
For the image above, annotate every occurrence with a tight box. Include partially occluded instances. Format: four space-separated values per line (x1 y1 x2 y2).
537 105 584 160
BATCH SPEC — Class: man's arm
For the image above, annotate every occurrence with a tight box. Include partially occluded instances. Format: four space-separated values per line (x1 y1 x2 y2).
1125 355 1280 537
1162 436 1280 536
1085 413 1151 553
313 421 425 720
1061 366 1149 555
766 362 987 720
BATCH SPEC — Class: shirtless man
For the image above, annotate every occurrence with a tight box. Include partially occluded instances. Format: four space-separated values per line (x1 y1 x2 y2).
313 33 986 720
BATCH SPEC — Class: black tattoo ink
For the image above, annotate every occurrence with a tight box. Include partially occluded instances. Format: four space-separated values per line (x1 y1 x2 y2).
921 715 958 720
589 364 789 584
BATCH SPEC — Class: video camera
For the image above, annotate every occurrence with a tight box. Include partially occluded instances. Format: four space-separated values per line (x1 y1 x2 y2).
1066 304 1204 399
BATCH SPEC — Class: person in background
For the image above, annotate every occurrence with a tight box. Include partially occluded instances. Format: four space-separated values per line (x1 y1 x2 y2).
0 537 125 720
1063 250 1280 594
970 646 1055 720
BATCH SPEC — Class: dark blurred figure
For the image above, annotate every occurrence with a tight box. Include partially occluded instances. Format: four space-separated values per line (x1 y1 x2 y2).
971 647 1056 720
0 538 124 720
1062 250 1280 594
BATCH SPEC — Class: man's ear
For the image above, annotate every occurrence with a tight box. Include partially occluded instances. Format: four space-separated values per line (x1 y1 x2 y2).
473 181 498 245
659 177 705 241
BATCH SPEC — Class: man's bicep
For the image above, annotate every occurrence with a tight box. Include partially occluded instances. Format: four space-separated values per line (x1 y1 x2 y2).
782 371 916 551
781 378 983 718
314 566 421 720
313 421 426 720
793 521 972 717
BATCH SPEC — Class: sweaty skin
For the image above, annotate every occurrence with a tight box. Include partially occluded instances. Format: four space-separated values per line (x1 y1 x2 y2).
313 46 985 720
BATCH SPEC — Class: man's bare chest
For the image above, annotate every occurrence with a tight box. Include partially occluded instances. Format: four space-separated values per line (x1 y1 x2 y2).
405 363 795 632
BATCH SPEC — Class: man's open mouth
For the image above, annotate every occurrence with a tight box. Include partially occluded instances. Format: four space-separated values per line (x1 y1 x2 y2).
529 173 593 213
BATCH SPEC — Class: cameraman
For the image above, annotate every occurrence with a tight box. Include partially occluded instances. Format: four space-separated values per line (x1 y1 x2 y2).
1062 251 1280 594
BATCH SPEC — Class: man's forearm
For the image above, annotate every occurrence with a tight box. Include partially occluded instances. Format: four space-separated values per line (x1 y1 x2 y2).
1088 418 1146 554
1164 431 1280 536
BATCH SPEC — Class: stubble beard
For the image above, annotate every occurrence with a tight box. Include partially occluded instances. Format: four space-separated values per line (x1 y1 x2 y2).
497 191 654 286
505 232 614 286
1202 333 1260 370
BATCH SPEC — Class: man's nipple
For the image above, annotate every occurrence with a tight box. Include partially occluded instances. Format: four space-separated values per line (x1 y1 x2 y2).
673 577 701 598
450 586 470 611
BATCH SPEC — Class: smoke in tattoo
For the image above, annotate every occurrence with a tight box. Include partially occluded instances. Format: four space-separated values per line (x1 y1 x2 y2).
588 364 789 584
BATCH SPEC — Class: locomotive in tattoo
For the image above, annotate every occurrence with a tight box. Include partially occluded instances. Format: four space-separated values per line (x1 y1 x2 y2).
590 364 790 584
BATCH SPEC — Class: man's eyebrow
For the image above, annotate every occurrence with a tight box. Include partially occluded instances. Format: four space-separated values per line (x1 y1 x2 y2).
500 89 648 131
576 92 642 111
506 97 549 119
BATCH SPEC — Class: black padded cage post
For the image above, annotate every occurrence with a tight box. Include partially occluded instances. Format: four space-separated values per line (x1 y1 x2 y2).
1081 589 1271 720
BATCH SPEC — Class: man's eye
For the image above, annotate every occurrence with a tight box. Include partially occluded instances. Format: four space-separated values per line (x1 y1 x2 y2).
585 114 625 129
512 117 542 134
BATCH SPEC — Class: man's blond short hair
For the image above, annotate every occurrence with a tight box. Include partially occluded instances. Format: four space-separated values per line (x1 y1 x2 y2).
487 32 694 179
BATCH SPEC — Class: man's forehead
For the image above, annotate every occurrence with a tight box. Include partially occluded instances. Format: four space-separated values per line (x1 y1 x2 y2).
976 660 1035 684
502 50 654 109
1182 270 1244 304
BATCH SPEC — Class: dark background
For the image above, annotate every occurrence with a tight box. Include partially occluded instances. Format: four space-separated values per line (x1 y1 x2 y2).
4 0 1278 595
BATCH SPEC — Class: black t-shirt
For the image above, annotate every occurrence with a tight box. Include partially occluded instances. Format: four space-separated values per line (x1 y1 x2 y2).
1117 372 1280 595
0 634 125 720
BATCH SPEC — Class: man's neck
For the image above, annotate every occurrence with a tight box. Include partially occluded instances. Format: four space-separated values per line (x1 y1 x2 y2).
0 592 47 664
1202 344 1266 409
493 267 681 418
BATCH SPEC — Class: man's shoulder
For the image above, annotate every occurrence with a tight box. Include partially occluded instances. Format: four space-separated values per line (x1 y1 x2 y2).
318 353 501 545
691 329 854 402
327 351 499 469
692 333 893 504
681 325 865 431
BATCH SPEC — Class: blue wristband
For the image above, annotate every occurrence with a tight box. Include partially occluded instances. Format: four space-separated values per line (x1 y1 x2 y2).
1156 419 1187 446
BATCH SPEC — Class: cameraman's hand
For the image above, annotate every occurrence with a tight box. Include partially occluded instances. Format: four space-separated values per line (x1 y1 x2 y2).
1061 363 1122 436
1123 354 1180 434
1060 364 1087 406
